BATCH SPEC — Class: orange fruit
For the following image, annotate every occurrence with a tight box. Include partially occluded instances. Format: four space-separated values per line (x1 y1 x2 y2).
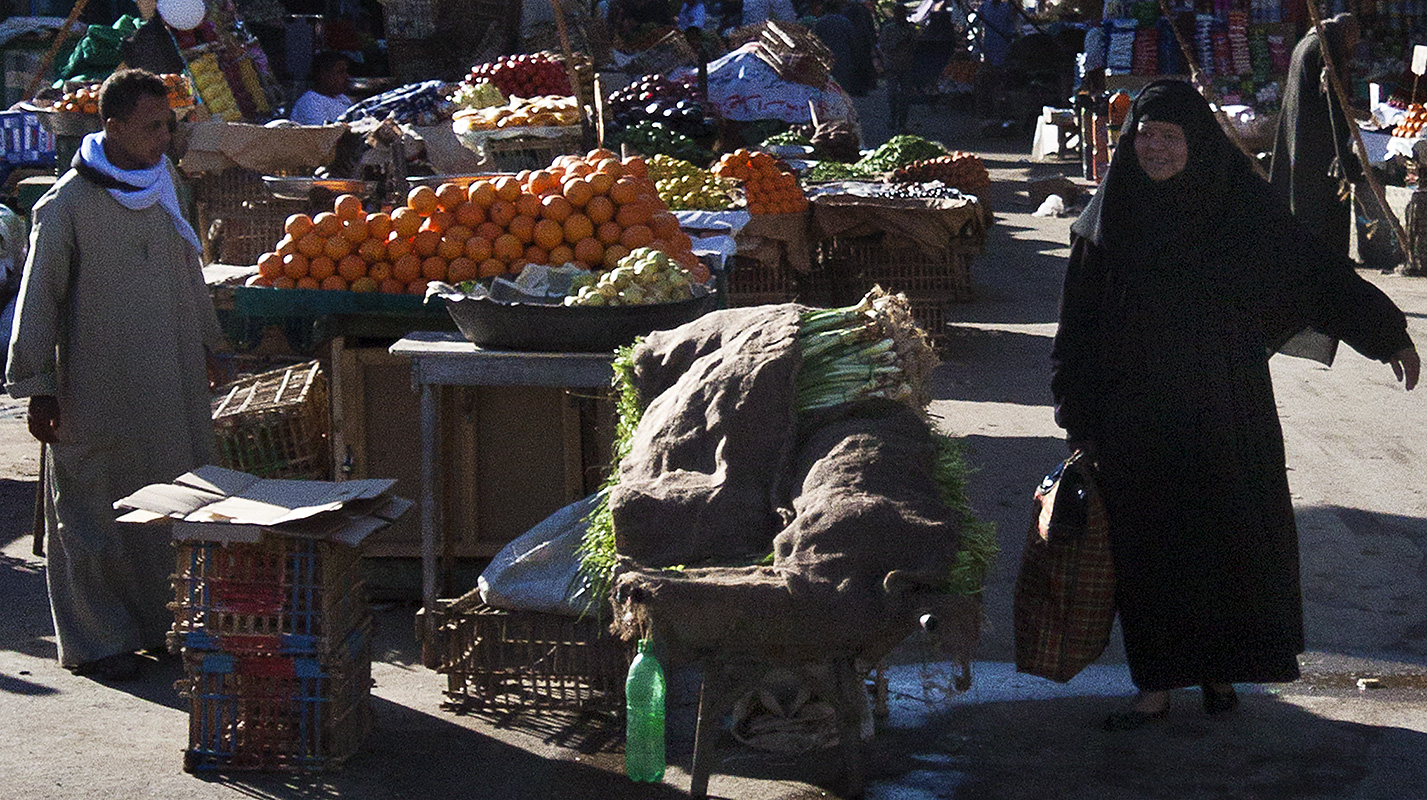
620 224 653 249
296 276 321 290
527 169 558 195
493 176 522 202
437 235 465 261
282 253 309 279
341 218 369 244
320 275 348 291
464 236 493 262
323 236 353 261
308 255 336 280
392 253 422 283
379 278 406 294
523 244 549 265
436 182 466 213
587 147 617 161
448 257 479 282
412 230 442 258
649 211 680 240
422 256 449 280
337 254 367 281
573 237 603 266
533 219 564 250
257 252 283 279
616 202 652 227
548 244 575 265
313 212 342 238
351 276 379 293
366 212 393 241
406 279 430 295
421 210 453 235
275 235 299 257
285 214 314 238
608 178 640 205
584 196 615 225
272 276 297 289
386 235 413 261
563 214 594 244
454 202 484 228
516 169 532 186
514 193 542 219
391 207 423 239
592 157 622 176
562 178 593 208
368 261 394 282
493 233 524 262
671 230 694 252
601 244 630 269
407 185 438 216
467 180 496 207
488 199 517 227
478 258 505 278
246 275 275 287
566 161 593 178
445 224 473 244
587 171 615 197
621 155 648 179
540 195 573 223
508 215 536 244
475 221 505 242
595 220 623 245
334 193 364 220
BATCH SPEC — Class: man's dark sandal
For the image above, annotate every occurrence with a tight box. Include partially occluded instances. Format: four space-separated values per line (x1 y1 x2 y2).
1202 684 1239 716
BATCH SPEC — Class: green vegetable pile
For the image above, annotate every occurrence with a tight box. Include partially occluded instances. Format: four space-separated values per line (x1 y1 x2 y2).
647 154 739 211
576 289 997 616
761 130 813 147
807 134 950 181
608 120 712 165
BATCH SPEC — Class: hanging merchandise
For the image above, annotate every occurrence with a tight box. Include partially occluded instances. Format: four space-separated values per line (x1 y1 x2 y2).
1195 14 1215 77
189 51 242 120
1106 19 1136 76
1227 11 1251 76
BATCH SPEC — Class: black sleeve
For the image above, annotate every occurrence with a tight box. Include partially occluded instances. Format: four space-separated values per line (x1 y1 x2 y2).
1050 235 1106 441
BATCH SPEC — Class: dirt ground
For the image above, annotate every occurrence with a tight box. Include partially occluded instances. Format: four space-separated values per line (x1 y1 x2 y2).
2 86 1426 799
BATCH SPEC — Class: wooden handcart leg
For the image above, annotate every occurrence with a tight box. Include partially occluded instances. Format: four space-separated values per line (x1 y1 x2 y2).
689 660 726 800
833 659 867 798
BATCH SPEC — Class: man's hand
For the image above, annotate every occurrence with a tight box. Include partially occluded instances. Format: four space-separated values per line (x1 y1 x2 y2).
1390 345 1420 391
27 395 60 443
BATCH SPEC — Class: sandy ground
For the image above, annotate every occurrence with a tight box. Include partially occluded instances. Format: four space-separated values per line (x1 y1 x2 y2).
1 85 1426 799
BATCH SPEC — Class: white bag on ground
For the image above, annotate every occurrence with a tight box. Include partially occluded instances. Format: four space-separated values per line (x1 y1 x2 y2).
477 492 601 616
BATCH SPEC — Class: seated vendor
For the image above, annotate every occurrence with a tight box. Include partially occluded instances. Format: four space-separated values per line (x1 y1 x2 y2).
290 51 353 125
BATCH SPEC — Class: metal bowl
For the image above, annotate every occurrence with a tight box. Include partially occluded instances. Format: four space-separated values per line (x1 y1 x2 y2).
405 173 511 193
262 176 377 200
443 290 719 352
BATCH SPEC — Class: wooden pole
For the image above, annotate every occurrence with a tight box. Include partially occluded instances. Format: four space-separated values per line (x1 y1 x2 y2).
24 0 94 101
1302 4 1418 275
546 0 595 152
1156 0 1269 179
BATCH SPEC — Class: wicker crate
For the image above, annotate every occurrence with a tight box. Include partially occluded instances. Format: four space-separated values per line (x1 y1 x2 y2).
169 530 368 657
433 595 628 711
725 255 799 307
815 236 974 343
191 168 306 266
485 131 585 173
178 638 372 772
625 29 699 76
212 361 331 480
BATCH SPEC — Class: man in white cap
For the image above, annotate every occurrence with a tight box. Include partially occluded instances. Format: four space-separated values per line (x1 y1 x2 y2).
7 68 228 681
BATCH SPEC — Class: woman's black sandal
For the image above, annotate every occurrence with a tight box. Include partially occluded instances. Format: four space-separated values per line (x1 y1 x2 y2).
1201 684 1239 716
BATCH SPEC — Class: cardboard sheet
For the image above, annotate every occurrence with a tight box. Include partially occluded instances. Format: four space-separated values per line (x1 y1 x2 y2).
178 120 348 175
810 193 988 259
115 465 406 545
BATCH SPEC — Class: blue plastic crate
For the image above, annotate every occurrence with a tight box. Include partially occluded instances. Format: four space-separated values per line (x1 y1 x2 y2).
0 110 56 167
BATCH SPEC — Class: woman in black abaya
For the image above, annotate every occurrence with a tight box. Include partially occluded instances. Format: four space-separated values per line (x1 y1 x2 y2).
1051 80 1419 731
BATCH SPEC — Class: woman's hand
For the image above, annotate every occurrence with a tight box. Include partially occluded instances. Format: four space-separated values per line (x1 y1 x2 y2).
1390 345 1420 391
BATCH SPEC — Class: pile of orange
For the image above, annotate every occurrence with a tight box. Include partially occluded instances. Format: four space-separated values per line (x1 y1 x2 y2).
53 74 191 114
712 148 808 215
252 148 711 293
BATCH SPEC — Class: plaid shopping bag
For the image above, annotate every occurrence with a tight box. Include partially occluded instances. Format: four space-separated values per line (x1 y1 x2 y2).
1013 450 1115 682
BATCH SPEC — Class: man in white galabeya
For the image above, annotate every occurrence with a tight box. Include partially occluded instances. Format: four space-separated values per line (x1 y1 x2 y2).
7 68 228 681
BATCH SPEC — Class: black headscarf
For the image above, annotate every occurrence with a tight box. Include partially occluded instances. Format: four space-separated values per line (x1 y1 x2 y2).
1070 79 1340 363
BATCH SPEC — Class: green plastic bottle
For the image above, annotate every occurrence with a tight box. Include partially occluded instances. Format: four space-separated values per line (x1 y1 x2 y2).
624 638 666 782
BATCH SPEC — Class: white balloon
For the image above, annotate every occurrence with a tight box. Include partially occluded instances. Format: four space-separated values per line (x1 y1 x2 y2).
157 0 207 30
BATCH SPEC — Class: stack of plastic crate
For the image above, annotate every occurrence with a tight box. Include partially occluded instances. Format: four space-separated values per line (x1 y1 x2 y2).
169 530 372 772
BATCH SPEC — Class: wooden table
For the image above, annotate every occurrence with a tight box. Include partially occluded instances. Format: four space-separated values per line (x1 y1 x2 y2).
388 332 614 659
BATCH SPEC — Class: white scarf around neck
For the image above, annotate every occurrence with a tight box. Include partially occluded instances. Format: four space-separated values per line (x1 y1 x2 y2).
78 131 203 256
